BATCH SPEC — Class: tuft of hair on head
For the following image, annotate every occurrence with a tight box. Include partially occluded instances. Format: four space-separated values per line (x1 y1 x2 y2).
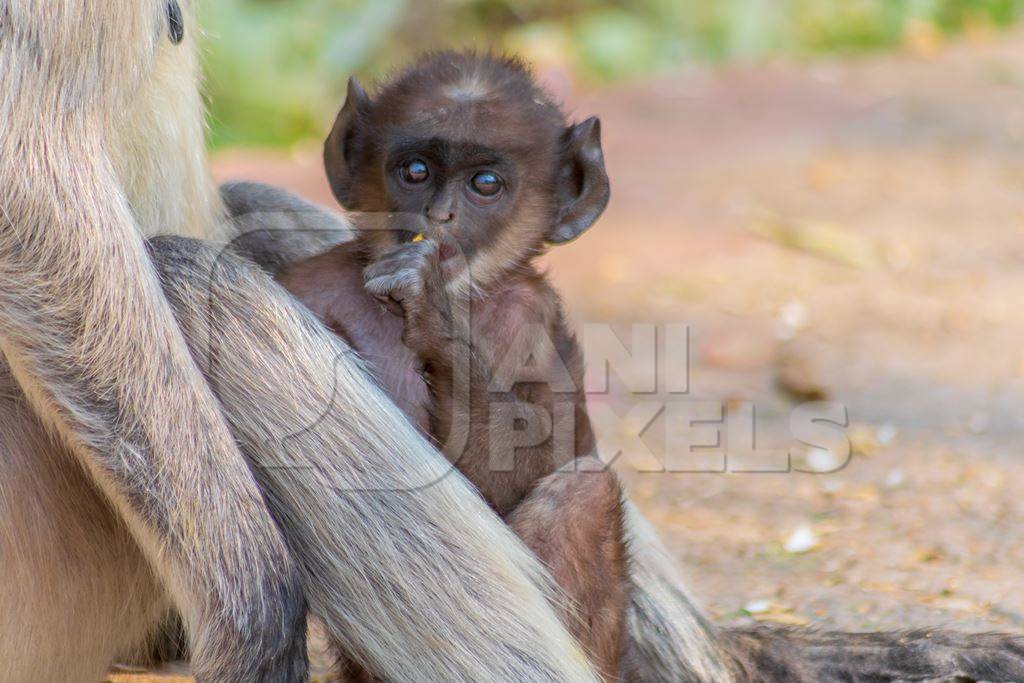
382 51 550 98
374 50 569 133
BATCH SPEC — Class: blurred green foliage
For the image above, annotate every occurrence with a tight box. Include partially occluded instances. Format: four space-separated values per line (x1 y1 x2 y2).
200 0 1024 148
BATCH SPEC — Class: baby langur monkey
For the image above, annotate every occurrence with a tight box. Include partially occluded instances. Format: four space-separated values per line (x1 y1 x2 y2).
278 52 628 679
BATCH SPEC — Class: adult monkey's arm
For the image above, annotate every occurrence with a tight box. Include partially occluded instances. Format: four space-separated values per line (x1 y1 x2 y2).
0 3 596 682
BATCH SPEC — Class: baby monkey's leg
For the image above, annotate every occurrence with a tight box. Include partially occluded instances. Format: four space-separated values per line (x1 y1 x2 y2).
507 457 632 681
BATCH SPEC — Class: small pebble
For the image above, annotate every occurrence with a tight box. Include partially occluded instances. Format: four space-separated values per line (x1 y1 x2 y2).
805 447 840 473
876 423 898 445
745 599 772 614
775 300 809 340
884 468 906 489
784 525 819 554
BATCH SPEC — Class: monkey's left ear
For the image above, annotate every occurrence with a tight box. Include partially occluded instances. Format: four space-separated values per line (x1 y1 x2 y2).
324 77 373 207
549 116 610 245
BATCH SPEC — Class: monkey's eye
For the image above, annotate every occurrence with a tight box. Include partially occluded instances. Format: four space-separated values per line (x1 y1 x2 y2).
469 171 502 198
167 0 184 45
400 159 430 184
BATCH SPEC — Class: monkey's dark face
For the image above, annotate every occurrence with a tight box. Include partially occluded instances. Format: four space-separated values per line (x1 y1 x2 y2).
370 131 547 282
325 53 610 292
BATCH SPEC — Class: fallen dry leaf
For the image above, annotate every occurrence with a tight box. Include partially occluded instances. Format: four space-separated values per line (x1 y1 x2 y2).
752 611 811 626
775 342 829 402
746 213 883 269
106 676 193 683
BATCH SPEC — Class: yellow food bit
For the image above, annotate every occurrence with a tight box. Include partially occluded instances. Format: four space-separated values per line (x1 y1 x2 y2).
412 233 425 242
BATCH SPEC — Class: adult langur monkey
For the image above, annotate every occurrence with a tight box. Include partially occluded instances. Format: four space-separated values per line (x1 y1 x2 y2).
0 2 598 682
3 2 1024 683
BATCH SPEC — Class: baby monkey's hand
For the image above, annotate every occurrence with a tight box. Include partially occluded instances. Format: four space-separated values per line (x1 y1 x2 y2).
363 240 454 356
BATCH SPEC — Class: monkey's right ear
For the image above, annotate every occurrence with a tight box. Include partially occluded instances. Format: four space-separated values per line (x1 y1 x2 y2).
324 77 372 207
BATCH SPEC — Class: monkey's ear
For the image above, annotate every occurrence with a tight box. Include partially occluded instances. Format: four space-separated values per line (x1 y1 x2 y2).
549 116 610 245
324 77 372 207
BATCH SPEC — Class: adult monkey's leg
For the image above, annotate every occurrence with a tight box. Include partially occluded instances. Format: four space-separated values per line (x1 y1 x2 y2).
0 363 171 683
150 235 598 682
0 5 306 681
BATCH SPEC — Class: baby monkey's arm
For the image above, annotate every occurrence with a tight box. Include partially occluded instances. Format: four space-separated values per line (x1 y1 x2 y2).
363 240 595 516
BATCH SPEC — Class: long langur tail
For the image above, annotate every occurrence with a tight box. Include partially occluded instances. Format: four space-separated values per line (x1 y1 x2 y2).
721 626 1024 683
623 500 1024 683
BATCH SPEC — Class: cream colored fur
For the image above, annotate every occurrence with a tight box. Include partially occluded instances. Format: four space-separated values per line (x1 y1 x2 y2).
0 1 598 681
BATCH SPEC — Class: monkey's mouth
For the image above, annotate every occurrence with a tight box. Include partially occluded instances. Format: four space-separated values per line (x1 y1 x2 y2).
405 231 462 264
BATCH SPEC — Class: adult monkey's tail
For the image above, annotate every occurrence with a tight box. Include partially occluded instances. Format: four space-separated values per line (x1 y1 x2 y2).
626 503 1024 683
722 627 1024 682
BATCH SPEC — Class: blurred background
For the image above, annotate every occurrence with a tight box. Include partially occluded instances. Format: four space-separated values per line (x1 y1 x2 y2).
207 0 1024 648
203 0 1024 147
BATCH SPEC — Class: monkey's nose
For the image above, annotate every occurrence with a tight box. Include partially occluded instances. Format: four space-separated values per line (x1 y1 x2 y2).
426 206 455 224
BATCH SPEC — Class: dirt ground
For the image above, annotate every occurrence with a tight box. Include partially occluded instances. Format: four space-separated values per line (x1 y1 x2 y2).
114 30 1024 682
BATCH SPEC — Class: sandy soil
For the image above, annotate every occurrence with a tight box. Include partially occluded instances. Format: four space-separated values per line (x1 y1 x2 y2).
114 30 1024 681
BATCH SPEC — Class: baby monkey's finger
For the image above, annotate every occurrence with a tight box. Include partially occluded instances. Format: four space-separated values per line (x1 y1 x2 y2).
364 276 410 317
364 242 434 281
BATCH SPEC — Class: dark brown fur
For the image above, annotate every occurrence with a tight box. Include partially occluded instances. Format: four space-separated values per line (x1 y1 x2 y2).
278 52 629 679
